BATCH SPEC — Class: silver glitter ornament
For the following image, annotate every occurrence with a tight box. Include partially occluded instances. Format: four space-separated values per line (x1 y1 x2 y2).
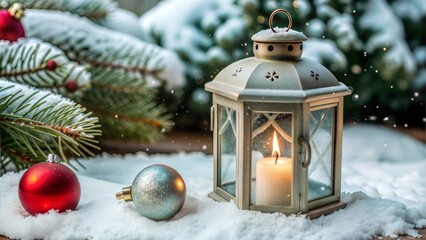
116 164 186 221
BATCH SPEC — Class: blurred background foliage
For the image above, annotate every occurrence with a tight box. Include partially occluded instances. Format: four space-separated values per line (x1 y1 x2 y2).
125 0 425 130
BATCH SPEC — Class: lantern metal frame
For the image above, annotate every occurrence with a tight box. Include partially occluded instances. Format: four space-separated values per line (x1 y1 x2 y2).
205 9 351 218
208 93 348 217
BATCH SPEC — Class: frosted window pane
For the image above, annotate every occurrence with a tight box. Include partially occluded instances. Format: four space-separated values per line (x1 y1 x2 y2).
308 108 335 201
218 106 237 196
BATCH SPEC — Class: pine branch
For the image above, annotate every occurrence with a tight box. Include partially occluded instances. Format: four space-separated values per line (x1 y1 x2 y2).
0 38 90 98
81 89 172 142
24 10 185 91
24 10 186 140
0 80 101 172
8 0 116 20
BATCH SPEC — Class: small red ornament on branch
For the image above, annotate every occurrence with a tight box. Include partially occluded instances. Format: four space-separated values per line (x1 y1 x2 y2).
18 154 81 215
0 3 25 42
44 60 58 71
66 80 79 93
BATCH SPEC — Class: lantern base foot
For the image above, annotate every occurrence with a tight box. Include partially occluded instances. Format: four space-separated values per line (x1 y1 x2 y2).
306 201 347 219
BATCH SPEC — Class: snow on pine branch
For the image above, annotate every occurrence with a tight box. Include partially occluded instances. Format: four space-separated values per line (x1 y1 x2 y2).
0 38 90 97
359 0 417 74
24 10 185 91
139 0 245 75
391 0 426 22
327 14 362 51
1 80 82 124
11 0 116 20
304 38 347 71
96 9 145 40
0 80 101 166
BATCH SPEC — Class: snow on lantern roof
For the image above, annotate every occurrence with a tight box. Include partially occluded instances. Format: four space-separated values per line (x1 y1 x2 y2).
205 9 351 102
251 28 307 43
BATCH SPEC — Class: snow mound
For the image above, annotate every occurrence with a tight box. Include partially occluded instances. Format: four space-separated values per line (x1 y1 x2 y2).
343 124 426 163
0 125 425 239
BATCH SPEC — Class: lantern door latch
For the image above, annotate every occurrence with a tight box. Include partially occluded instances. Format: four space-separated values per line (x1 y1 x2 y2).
298 137 311 168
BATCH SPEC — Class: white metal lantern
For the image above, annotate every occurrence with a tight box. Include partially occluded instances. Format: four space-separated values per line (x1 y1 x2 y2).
205 9 352 218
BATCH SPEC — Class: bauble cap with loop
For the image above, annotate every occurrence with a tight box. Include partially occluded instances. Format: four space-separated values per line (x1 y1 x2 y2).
252 9 307 60
8 2 25 20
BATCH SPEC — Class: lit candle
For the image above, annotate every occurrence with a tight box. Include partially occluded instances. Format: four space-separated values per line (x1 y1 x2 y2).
255 131 292 206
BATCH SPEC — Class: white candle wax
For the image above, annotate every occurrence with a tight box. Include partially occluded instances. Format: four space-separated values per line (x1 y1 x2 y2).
255 157 292 206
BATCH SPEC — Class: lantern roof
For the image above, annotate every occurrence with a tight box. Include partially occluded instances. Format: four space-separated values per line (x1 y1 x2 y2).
205 9 351 102
205 57 350 102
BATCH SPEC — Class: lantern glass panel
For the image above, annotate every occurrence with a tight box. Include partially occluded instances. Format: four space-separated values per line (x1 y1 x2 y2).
251 112 293 206
308 107 335 201
218 105 237 196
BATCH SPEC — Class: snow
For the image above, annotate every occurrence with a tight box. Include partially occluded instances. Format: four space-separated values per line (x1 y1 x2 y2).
343 124 426 163
15 0 117 19
98 9 145 40
392 0 426 22
359 0 417 74
415 47 426 65
139 0 243 75
215 18 247 49
414 69 426 88
0 38 90 89
0 124 425 239
292 0 311 18
251 28 307 42
305 19 326 37
327 14 362 51
206 46 232 65
303 38 347 70
413 47 426 88
316 4 339 18
140 0 228 63
24 10 185 90
0 80 90 124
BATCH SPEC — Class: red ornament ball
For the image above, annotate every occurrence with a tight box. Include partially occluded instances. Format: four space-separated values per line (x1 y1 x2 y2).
44 60 58 71
0 3 26 42
18 155 81 215
65 81 79 93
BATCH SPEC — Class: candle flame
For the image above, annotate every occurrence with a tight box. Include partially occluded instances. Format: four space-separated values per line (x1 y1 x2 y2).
272 131 281 158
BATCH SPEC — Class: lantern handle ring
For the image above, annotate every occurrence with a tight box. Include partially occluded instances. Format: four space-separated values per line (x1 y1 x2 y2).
269 9 292 33
298 137 311 168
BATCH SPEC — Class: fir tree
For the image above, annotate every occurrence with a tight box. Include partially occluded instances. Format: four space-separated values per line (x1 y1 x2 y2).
24 9 182 141
140 0 425 128
0 38 99 171
0 0 184 170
